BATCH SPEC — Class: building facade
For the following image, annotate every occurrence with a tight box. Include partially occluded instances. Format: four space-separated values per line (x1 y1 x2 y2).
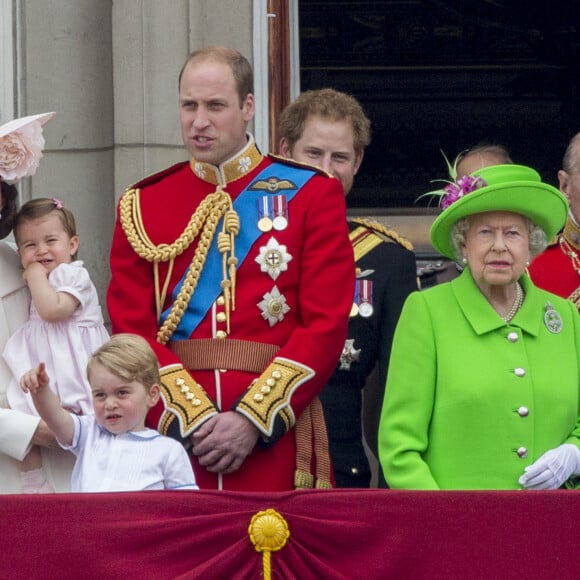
1 0 285 323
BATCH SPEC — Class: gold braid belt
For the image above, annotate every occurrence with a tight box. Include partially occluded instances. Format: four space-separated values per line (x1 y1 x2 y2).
119 186 240 345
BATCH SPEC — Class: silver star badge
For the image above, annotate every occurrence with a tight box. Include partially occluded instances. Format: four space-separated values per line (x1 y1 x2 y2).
238 156 251 173
339 339 361 371
255 237 292 280
257 286 290 327
193 162 206 179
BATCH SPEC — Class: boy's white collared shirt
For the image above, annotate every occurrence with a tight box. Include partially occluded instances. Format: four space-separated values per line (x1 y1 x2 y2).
62 414 197 492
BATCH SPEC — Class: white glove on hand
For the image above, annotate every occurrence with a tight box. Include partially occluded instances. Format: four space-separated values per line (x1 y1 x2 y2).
519 443 580 490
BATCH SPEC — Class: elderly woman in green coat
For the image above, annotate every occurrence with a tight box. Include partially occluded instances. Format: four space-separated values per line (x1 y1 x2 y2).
378 164 580 490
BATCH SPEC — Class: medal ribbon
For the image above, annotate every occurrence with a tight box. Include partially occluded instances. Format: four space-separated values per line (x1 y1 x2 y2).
273 195 287 219
361 280 372 306
258 196 271 221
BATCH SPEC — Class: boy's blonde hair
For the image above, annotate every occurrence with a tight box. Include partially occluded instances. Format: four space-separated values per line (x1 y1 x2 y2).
87 333 160 390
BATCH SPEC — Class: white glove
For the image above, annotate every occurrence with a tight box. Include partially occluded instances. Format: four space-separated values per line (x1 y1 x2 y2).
519 443 580 490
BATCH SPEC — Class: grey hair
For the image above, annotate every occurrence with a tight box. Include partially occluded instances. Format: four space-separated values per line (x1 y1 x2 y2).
450 216 548 262
561 132 580 175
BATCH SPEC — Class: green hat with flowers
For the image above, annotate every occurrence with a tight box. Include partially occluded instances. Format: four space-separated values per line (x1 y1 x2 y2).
429 164 568 260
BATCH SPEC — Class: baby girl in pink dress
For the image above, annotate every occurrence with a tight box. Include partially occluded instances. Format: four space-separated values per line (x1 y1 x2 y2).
3 197 109 492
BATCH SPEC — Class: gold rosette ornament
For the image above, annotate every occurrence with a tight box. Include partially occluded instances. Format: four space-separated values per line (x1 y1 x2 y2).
248 509 290 580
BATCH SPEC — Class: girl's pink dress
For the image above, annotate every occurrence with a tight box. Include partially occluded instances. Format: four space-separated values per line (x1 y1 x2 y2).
3 261 109 416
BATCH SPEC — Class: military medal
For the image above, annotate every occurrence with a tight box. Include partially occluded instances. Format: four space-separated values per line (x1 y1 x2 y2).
339 338 361 371
544 302 563 333
257 286 290 327
358 279 374 318
359 302 373 318
255 237 293 280
272 195 288 231
258 216 273 232
257 197 273 232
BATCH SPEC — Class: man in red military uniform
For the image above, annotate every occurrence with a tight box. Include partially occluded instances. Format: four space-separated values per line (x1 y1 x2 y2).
528 133 580 308
107 46 355 491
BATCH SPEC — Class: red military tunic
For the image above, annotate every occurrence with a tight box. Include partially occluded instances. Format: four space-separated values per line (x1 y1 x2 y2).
107 136 355 491
528 216 580 309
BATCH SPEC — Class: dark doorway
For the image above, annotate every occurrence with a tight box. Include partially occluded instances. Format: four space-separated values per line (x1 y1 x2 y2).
299 0 580 209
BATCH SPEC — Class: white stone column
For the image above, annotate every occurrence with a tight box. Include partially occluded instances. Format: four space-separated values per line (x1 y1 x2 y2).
112 0 189 197
111 0 254 196
19 0 115 323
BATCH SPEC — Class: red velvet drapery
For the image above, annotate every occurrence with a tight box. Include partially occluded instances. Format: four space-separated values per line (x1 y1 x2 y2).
1 489 577 579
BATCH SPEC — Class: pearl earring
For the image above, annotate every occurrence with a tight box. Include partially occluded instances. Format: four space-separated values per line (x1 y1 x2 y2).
461 257 467 265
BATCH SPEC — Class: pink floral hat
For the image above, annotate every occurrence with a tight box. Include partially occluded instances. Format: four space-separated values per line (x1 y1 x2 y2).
0 112 55 184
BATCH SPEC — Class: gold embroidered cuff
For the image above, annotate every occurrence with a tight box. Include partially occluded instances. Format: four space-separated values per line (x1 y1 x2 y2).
159 364 217 437
279 407 294 432
158 409 174 436
235 357 314 437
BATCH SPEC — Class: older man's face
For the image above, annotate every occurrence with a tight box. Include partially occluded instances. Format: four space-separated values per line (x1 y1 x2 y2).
558 163 580 223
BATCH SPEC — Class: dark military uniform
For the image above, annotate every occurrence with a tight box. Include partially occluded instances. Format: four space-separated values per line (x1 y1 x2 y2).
319 218 418 487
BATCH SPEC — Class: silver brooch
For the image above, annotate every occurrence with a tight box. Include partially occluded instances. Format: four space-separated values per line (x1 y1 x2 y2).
258 286 290 327
255 237 292 280
544 302 563 334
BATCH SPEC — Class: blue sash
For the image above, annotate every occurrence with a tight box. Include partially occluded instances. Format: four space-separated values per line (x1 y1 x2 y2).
161 162 315 340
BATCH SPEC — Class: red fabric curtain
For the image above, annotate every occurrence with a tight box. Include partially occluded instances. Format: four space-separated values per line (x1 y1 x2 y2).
1 489 578 579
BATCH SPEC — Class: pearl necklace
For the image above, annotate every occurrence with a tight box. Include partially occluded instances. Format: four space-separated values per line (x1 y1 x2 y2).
502 281 524 323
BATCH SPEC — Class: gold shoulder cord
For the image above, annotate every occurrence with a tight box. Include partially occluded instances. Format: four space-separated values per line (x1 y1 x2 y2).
567 287 580 311
350 217 414 251
119 186 239 345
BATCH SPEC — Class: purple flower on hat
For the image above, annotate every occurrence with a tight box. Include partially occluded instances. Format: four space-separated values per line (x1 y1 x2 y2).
440 175 486 209
417 150 488 209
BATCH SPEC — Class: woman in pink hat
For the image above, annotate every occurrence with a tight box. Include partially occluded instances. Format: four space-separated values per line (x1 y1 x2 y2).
0 112 74 493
